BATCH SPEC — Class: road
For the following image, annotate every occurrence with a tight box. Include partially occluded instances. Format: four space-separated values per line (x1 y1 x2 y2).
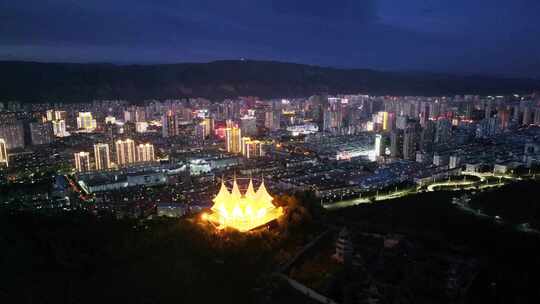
324 171 516 210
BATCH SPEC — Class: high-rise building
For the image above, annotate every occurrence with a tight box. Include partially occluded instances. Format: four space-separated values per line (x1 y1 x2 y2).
396 115 408 130
225 126 242 153
435 118 452 144
240 116 257 137
420 120 435 152
199 118 214 139
122 121 136 137
322 102 344 132
241 137 264 158
498 108 510 130
534 107 540 126
512 105 521 122
162 110 179 138
0 122 25 149
374 134 386 157
0 138 8 167
429 102 441 120
449 155 461 169
105 121 121 142
264 110 280 131
54 110 67 121
476 117 500 138
52 120 68 137
433 153 449 167
94 143 111 170
390 130 403 158
115 139 136 166
29 121 54 145
74 152 91 172
381 111 389 131
105 116 117 124
178 106 193 122
403 125 418 160
136 143 155 162
310 94 328 131
485 101 493 119
76 112 97 131
135 122 148 133
124 106 146 123
45 110 55 121
523 106 532 126
194 124 206 142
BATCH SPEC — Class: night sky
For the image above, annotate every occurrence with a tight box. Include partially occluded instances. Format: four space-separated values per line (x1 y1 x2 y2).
1 0 539 77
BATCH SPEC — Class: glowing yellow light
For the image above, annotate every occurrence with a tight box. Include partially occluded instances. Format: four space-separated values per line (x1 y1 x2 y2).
207 177 283 232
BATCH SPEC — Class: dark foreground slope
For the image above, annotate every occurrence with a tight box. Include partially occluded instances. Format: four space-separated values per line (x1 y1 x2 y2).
1 60 539 102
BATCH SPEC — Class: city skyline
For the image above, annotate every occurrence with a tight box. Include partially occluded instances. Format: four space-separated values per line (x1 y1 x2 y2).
2 2 540 303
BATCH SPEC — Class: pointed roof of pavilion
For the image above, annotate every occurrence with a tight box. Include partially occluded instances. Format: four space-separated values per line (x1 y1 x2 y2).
211 180 230 211
231 176 243 202
254 177 275 210
245 178 256 200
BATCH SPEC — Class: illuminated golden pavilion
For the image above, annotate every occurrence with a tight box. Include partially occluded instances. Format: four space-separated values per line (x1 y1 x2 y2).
207 177 283 232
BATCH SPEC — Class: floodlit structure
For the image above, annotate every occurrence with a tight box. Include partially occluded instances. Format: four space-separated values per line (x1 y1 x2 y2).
207 177 283 232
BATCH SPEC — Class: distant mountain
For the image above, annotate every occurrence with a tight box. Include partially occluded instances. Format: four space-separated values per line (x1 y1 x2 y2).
0 60 539 102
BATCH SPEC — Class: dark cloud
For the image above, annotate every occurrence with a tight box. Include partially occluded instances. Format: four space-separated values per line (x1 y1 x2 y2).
0 0 539 77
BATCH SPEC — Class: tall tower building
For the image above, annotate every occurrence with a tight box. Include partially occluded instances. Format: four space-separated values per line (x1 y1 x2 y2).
74 152 91 172
381 111 389 131
534 107 540 126
199 118 214 139
390 130 403 158
523 106 532 126
485 100 493 119
136 143 155 162
225 126 242 153
0 138 8 167
420 120 435 152
498 108 510 130
162 110 179 138
94 143 111 170
403 125 418 160
115 139 136 166
374 134 386 157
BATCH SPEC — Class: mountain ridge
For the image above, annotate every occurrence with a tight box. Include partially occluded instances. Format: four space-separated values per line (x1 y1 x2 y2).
0 60 538 102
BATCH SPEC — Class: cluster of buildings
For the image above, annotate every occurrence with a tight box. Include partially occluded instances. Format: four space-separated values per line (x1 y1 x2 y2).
2 93 540 216
74 140 155 172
